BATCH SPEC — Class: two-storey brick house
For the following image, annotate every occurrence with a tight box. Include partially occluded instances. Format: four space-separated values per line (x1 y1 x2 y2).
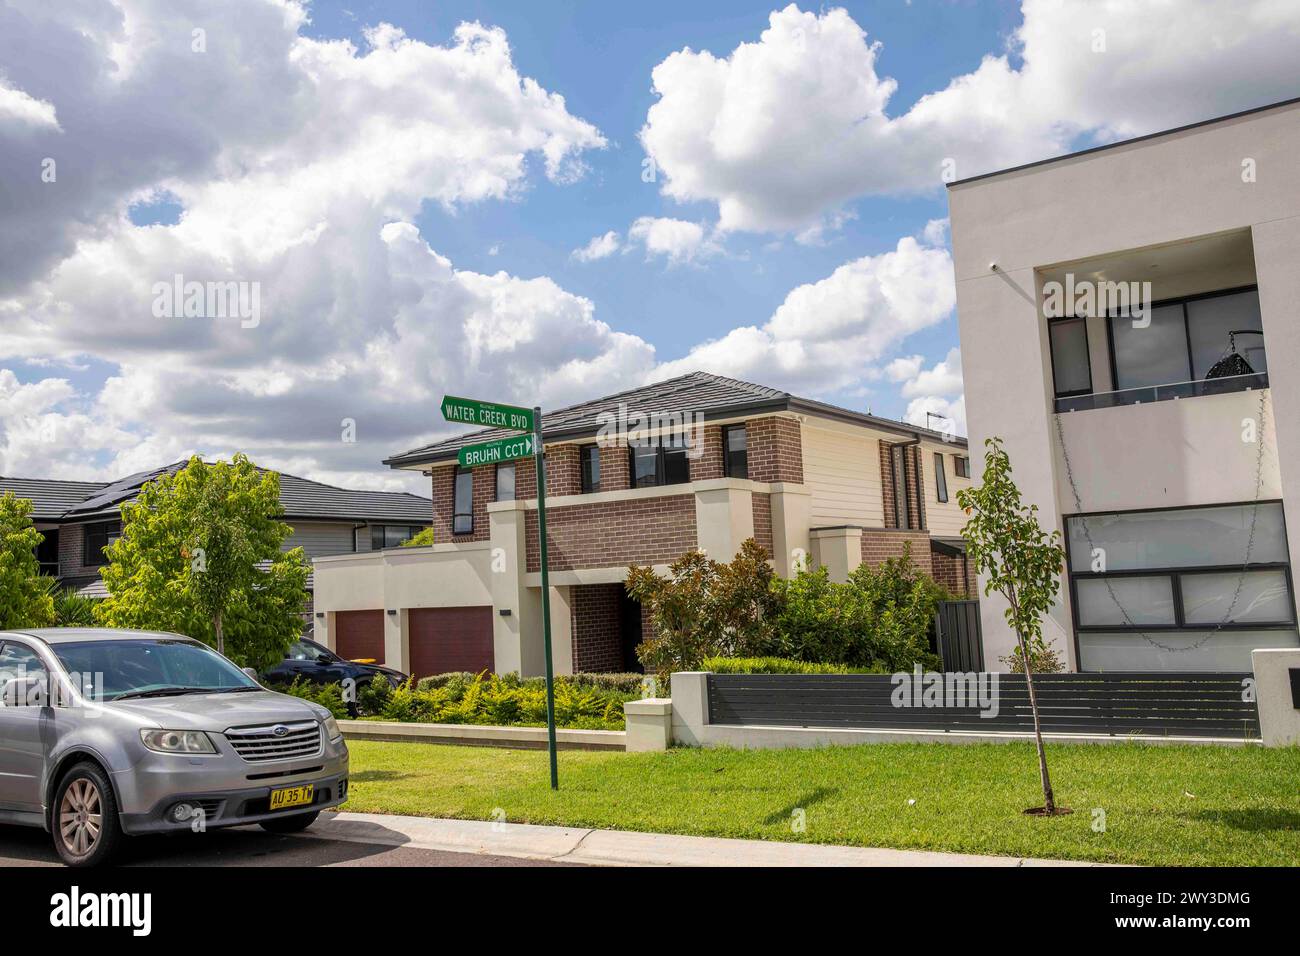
313 372 973 678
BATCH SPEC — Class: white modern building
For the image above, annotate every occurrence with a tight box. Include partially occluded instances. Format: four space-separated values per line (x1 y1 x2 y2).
948 97 1300 672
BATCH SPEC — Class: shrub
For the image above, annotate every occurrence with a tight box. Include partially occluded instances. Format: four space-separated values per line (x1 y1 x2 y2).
279 677 349 718
703 656 887 675
1002 644 1065 674
356 673 393 716
627 539 779 685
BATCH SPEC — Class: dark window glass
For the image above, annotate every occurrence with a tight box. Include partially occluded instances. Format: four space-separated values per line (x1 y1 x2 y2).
1111 303 1191 390
933 452 948 503
1049 318 1092 396
385 526 415 548
1187 290 1265 379
496 463 515 502
370 525 384 550
35 528 58 574
83 520 120 568
453 468 474 534
723 425 748 479
954 455 970 479
580 445 601 494
891 446 909 529
630 443 658 488
661 432 691 485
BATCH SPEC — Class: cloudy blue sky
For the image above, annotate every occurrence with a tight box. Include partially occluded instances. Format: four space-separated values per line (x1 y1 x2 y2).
2 0 1299 489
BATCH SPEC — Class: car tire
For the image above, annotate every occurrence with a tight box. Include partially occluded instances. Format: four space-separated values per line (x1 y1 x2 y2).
259 810 320 833
52 762 124 868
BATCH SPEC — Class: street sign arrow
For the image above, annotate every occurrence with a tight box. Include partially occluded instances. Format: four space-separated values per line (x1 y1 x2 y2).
441 395 535 433
457 434 536 468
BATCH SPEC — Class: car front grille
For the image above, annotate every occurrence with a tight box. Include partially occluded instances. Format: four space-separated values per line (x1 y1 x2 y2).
225 721 322 763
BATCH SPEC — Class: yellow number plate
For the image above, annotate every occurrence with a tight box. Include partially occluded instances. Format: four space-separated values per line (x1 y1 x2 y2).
269 784 314 811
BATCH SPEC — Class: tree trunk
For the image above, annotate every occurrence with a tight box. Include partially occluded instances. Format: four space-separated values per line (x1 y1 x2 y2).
1018 631 1056 813
214 612 224 656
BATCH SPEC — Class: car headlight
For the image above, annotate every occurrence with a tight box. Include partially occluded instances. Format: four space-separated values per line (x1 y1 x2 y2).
140 729 216 754
322 716 343 741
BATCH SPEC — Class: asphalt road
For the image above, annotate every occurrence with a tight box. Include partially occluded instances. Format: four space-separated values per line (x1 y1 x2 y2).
0 823 576 867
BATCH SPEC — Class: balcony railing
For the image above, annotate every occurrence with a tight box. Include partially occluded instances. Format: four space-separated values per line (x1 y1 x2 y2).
1055 372 1269 413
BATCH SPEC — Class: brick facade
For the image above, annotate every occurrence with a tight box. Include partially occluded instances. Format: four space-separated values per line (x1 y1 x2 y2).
747 416 803 483
932 548 977 598
689 425 725 481
526 493 697 573
430 463 493 543
570 583 624 673
860 528 934 576
598 442 630 492
879 441 926 531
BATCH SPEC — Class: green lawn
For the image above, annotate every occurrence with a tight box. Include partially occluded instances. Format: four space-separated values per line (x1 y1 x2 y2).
340 739 1300 866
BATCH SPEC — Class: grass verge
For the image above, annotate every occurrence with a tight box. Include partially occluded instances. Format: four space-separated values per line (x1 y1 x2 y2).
340 738 1300 866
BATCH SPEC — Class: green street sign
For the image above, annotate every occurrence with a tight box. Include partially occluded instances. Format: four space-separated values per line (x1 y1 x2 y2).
457 434 536 468
441 395 535 433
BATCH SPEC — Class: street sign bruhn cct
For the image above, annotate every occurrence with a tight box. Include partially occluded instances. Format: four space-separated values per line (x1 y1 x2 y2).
441 395 535 433
457 434 536 468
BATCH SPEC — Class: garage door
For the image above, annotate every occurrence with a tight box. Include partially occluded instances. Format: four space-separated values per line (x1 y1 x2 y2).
334 610 385 663
408 607 494 678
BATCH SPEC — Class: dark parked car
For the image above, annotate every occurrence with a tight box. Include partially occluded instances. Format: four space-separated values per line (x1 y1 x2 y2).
262 638 408 701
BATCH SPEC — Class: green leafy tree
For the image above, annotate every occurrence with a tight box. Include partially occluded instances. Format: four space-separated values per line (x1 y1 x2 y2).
956 437 1067 814
94 455 309 671
626 538 778 685
0 493 55 628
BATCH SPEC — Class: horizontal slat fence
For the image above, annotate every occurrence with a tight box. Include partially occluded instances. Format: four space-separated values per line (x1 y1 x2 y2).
706 672 1259 739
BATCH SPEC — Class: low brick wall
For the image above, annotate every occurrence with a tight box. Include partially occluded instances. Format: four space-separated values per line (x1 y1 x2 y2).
525 494 697 572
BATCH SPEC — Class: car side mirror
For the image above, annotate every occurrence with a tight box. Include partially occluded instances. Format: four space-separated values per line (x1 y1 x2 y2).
241 667 260 681
315 659 334 666
1 676 47 707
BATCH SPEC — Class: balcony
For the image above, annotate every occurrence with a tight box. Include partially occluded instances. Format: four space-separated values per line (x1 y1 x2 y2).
1056 371 1269 413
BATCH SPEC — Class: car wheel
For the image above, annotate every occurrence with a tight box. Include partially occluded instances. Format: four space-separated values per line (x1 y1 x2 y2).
259 810 320 833
53 762 123 867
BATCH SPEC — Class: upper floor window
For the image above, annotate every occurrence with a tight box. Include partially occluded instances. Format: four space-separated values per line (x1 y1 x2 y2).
954 455 970 479
580 445 601 494
933 452 948 503
370 525 422 549
629 434 691 489
452 467 473 535
1054 287 1266 412
723 425 748 479
495 462 515 502
83 520 120 568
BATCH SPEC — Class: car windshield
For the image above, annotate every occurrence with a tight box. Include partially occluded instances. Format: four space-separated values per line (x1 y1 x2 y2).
51 638 259 701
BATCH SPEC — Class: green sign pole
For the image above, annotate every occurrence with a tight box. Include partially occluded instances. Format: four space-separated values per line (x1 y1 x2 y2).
532 405 559 790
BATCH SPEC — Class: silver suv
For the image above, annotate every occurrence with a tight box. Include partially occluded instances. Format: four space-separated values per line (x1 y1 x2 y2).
0 628 349 866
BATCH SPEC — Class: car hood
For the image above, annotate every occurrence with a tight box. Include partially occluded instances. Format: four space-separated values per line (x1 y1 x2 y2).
105 689 325 732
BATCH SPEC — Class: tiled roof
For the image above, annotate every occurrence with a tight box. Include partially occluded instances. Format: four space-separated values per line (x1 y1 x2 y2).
0 478 109 521
385 370 966 467
2 465 430 524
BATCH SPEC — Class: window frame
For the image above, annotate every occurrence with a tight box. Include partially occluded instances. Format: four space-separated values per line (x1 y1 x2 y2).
1046 315 1094 399
83 520 120 568
452 466 474 535
1102 284 1262 399
579 444 601 495
627 435 693 489
953 455 970 479
495 462 515 502
933 451 948 503
722 424 748 479
1064 499 1298 670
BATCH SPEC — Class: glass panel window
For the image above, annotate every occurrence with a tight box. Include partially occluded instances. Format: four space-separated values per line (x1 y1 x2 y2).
723 425 748 479
495 463 515 502
453 468 473 535
384 526 416 548
1110 303 1191 391
630 443 657 488
954 456 969 479
661 432 691 485
1187 290 1266 379
35 528 59 574
1049 318 1092 396
1180 569 1293 625
580 445 601 494
1067 503 1287 572
1078 629 1297 673
83 521 120 568
1076 576 1176 627
933 452 948 503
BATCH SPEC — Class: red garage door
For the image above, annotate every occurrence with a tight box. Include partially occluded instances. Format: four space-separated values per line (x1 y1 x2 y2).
334 610 385 663
409 607 494 678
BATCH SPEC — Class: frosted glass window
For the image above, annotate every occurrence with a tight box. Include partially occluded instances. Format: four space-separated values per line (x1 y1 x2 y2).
1078 630 1297 672
1181 569 1293 625
1076 576 1175 626
1067 503 1287 571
